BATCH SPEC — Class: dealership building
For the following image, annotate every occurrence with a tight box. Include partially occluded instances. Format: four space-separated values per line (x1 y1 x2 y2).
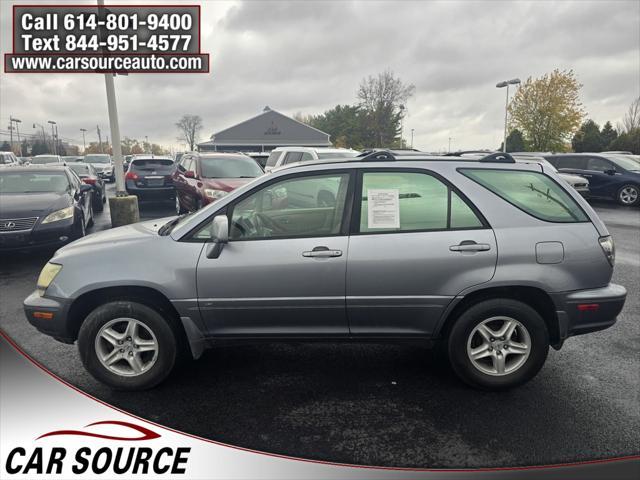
197 106 332 152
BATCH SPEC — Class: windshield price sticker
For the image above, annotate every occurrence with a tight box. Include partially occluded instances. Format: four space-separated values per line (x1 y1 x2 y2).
367 189 400 229
6 5 209 73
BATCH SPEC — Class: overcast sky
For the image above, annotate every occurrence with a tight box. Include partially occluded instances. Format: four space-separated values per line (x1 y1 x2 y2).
1 0 639 152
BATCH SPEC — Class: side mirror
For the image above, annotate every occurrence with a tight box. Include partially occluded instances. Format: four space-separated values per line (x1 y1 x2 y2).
185 170 196 178
206 215 229 259
604 169 616 176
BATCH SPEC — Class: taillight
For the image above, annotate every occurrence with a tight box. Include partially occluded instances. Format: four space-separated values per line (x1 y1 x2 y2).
126 171 138 181
598 235 615 266
83 177 96 185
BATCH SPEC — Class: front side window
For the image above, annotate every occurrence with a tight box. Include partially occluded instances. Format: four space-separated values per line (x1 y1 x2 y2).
229 173 350 240
300 152 314 162
358 171 484 233
461 169 588 223
283 152 303 165
586 157 614 172
265 151 281 168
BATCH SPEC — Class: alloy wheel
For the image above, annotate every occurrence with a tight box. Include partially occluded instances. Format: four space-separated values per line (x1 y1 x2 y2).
466 316 531 376
619 186 638 205
95 318 159 377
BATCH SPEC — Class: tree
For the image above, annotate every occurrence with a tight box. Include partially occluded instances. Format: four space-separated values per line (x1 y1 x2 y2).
176 114 203 151
357 70 415 147
608 128 640 154
306 105 368 150
572 119 603 152
499 129 526 152
508 69 585 151
621 97 640 133
600 121 618 149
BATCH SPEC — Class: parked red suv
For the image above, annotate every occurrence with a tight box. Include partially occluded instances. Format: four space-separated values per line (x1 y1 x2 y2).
173 152 263 213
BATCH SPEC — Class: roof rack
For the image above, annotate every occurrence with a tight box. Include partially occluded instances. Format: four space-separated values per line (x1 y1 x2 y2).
478 152 515 163
358 150 397 161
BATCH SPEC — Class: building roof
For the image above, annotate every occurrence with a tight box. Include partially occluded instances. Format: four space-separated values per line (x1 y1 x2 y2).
198 106 332 148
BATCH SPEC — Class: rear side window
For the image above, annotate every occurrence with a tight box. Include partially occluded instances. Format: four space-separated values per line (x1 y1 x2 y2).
283 152 303 165
461 169 588 223
358 171 484 233
548 156 586 170
265 151 281 167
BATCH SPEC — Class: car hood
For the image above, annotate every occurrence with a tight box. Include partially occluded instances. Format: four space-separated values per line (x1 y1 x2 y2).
0 192 70 219
201 177 255 192
53 216 176 259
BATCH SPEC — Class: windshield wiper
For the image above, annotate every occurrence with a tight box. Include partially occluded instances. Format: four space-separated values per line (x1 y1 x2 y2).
158 215 185 236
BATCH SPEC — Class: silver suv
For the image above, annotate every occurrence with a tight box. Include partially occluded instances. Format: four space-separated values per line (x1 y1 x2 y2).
24 151 626 391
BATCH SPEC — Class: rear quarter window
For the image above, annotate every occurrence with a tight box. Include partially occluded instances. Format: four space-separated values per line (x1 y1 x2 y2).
460 169 588 223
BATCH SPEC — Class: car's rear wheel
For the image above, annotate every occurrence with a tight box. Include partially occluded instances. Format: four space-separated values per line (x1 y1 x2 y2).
447 299 549 390
78 301 177 390
616 184 639 206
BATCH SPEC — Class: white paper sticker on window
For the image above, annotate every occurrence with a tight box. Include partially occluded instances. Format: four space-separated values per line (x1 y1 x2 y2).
367 189 400 229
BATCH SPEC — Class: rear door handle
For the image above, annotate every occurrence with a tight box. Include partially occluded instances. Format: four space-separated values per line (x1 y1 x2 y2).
450 241 491 252
302 246 343 258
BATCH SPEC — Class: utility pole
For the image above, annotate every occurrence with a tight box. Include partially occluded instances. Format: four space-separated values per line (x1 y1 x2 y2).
80 128 87 153
448 137 452 153
48 121 57 155
496 78 521 152
410 129 414 150
97 125 103 153
8 119 13 150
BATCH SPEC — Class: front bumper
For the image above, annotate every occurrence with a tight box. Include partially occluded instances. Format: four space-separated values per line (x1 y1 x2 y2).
23 291 75 343
0 221 77 251
552 283 626 341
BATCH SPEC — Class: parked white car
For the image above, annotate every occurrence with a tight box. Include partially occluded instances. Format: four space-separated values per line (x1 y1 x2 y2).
0 152 20 167
264 147 360 172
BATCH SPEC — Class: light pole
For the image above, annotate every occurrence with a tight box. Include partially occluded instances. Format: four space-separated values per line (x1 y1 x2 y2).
145 135 149 153
47 120 57 155
448 137 453 153
398 105 405 148
80 128 87 154
410 128 414 149
496 78 521 153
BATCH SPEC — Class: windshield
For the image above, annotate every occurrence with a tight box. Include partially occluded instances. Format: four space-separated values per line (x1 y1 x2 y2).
30 156 59 164
0 172 69 193
0 154 15 164
200 156 263 178
605 155 640 171
85 155 111 164
317 151 359 159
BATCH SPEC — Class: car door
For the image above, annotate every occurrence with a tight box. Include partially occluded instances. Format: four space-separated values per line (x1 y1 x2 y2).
67 170 91 222
582 156 621 197
195 170 353 336
346 169 497 337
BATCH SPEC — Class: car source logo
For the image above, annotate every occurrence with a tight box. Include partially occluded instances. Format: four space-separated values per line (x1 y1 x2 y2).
4 221 16 229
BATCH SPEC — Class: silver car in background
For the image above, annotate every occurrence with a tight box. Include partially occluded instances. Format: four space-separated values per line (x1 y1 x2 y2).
24 151 626 391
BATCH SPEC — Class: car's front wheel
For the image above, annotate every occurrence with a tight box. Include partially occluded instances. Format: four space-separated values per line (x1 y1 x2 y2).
78 301 177 390
447 299 549 390
616 184 639 206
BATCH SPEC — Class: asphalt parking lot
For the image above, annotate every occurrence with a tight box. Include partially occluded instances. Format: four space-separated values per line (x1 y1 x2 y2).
1 183 638 468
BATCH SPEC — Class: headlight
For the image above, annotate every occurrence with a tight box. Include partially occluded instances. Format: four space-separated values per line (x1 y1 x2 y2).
42 206 74 224
599 235 615 266
37 263 62 296
103 166 113 172
204 189 229 201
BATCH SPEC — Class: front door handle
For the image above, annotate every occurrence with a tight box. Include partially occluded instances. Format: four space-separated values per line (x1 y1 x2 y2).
450 241 491 252
302 246 343 258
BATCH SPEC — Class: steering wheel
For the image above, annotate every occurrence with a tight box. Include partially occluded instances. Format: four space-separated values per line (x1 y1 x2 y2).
254 212 288 234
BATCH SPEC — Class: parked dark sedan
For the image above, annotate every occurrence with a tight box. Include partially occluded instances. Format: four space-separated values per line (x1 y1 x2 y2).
544 153 640 206
68 162 106 212
125 156 176 201
0 166 93 251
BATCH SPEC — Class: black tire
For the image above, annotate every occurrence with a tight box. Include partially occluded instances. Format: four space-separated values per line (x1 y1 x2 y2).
78 301 177 390
94 191 104 212
616 184 639 206
447 299 549 390
86 203 94 228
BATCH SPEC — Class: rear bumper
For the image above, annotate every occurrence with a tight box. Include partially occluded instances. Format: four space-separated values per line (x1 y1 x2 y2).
23 291 75 343
125 182 175 199
552 283 626 340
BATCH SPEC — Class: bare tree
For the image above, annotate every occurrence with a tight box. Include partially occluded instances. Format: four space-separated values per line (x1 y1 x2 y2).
622 97 640 133
357 70 415 147
176 114 203 151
